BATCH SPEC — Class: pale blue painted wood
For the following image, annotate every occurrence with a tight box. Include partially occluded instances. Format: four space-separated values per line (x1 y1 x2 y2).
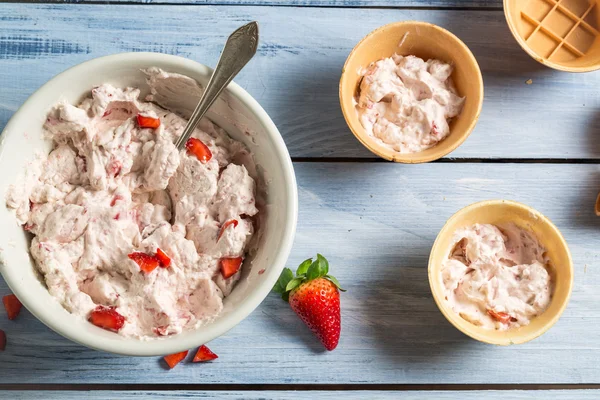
1 4 599 159
42 0 502 7
1 162 600 384
1 390 599 399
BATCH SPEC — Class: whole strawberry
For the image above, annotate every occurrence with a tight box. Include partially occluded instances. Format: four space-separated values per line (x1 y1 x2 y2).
273 254 344 351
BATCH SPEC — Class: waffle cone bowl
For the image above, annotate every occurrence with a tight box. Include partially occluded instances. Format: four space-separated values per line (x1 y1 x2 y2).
505 0 600 71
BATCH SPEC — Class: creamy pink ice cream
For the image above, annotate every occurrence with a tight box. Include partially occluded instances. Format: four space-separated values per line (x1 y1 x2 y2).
441 223 553 330
5 68 259 338
356 54 465 153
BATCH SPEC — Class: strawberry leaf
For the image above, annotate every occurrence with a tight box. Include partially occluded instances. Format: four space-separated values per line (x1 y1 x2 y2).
325 274 346 292
285 277 304 292
317 254 329 275
296 258 312 276
306 260 321 281
273 268 293 294
275 254 342 302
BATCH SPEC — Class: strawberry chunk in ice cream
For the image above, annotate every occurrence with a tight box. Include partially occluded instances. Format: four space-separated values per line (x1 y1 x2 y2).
440 223 553 330
356 54 465 153
6 68 259 338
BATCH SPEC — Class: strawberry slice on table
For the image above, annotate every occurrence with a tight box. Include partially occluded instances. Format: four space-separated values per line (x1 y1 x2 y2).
3 294 23 320
128 252 160 273
0 329 6 351
164 350 189 369
88 305 125 332
217 219 238 241
155 248 171 268
136 114 161 129
185 138 212 163
220 257 243 279
273 254 344 351
193 345 218 362
487 309 513 324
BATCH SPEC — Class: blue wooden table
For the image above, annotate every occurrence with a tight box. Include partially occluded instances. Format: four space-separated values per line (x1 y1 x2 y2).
1 0 600 398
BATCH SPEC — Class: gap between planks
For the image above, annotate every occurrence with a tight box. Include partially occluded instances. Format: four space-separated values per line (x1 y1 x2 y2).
292 157 600 164
1 384 600 391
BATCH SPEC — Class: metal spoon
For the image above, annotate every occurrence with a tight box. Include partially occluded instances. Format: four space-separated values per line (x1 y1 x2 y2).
174 21 259 150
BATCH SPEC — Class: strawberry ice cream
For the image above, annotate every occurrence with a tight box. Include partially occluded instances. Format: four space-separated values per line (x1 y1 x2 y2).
356 54 465 153
5 68 259 338
441 223 553 330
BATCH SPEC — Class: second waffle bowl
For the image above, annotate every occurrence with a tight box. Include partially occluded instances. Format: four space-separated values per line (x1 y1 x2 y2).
505 0 600 72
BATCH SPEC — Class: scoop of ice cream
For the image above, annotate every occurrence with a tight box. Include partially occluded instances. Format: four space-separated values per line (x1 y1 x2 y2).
356 54 465 154
441 223 553 330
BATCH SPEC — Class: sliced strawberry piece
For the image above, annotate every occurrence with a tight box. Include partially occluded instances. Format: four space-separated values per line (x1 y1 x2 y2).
220 257 243 279
193 345 218 362
156 248 171 268
185 138 212 163
106 159 122 177
164 350 188 369
110 195 123 207
88 305 125 332
217 219 238 241
3 294 22 320
431 122 440 136
136 114 161 129
0 329 6 351
128 252 160 273
487 309 512 324
154 326 169 336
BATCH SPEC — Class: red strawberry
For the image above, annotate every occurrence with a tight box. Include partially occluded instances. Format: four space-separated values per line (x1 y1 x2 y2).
89 305 125 332
3 294 23 320
106 159 122 177
220 257 243 279
110 195 123 207
218 219 238 241
488 309 513 324
193 345 218 362
129 252 160 273
136 114 161 129
431 121 441 136
0 329 6 351
273 254 344 351
164 350 188 369
156 248 171 268
185 138 212 163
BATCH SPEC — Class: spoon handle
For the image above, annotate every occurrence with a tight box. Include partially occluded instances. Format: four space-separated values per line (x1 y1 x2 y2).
175 21 259 150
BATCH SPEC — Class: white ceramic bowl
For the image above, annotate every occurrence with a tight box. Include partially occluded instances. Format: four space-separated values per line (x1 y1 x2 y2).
0 52 298 356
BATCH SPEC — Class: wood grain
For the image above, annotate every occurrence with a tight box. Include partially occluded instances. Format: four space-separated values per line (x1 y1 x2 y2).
1 162 600 385
1 4 599 159
35 0 503 7
0 390 599 399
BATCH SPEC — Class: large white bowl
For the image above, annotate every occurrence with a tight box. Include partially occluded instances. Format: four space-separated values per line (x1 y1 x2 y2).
0 53 298 356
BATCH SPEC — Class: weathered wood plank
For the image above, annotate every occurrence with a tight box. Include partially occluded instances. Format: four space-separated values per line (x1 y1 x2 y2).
1 162 599 384
1 390 599 399
36 0 503 8
0 4 599 159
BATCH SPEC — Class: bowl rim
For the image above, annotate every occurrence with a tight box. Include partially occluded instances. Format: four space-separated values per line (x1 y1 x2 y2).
428 199 574 345
0 52 298 356
339 20 484 163
503 0 600 73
